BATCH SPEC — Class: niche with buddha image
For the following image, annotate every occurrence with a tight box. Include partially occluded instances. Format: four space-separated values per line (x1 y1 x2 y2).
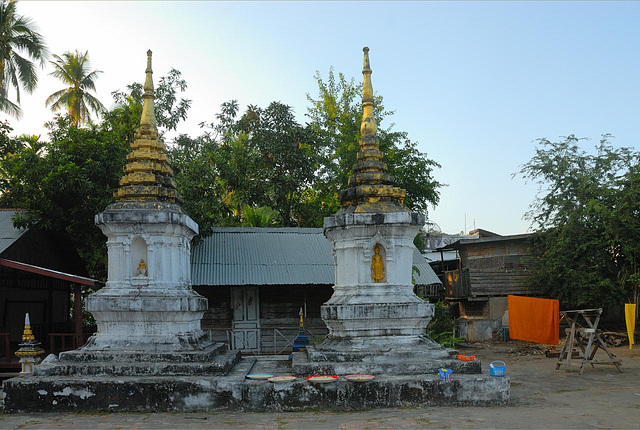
131 236 148 278
370 243 387 283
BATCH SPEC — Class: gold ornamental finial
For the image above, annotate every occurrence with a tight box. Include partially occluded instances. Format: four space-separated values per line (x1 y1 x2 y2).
140 49 158 133
21 313 34 342
113 50 180 205
360 47 376 137
337 47 407 213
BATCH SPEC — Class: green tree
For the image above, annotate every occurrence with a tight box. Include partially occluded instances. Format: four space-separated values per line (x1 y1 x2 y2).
167 133 238 238
0 115 129 278
0 0 47 118
517 135 640 308
171 100 321 232
236 102 320 226
45 50 105 126
307 68 442 217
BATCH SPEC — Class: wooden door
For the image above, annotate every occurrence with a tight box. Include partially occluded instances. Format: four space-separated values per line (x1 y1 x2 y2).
231 286 260 351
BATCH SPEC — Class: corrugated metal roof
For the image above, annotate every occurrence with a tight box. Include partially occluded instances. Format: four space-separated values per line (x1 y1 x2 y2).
192 227 441 287
412 247 442 286
443 233 534 249
0 209 27 255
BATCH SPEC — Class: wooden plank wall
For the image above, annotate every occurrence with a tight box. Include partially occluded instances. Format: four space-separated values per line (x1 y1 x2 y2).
461 239 539 296
193 285 232 344
259 285 331 353
193 284 333 351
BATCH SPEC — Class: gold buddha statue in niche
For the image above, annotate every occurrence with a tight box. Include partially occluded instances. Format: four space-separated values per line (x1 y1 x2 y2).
136 258 147 277
371 245 385 283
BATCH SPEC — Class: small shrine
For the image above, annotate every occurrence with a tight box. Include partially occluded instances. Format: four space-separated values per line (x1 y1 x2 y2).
14 313 44 374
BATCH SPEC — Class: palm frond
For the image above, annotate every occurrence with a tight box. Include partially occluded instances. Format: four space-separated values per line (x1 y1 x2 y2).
11 51 37 93
83 92 105 116
0 92 22 118
44 88 68 108
5 60 20 102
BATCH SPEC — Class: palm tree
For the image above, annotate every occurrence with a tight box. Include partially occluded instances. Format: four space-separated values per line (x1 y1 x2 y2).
45 50 105 126
0 0 48 118
241 204 280 227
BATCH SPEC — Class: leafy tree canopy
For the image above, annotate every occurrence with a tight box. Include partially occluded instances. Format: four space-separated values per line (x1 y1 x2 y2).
170 100 321 236
517 135 640 308
0 116 128 278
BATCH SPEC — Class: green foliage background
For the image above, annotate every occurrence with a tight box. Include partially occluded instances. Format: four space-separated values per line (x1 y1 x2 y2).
517 135 640 309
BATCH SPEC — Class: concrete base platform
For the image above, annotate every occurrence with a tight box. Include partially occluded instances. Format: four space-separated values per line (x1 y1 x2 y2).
3 373 509 412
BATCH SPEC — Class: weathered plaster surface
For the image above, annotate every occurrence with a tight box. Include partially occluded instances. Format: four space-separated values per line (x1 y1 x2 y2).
86 206 211 352
3 374 509 412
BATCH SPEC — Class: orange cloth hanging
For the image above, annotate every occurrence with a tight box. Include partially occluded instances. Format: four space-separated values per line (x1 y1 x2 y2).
508 295 559 345
625 304 636 350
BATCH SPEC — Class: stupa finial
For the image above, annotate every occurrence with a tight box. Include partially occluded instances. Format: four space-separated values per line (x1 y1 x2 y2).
22 312 34 342
360 47 376 138
140 49 157 132
337 47 407 213
112 50 180 205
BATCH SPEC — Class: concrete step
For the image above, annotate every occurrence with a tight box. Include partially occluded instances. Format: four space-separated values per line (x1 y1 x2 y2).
306 348 455 363
58 342 227 363
33 350 240 377
292 355 482 376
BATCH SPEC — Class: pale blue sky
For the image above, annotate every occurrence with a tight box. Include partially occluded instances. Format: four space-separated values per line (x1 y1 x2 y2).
7 1 640 235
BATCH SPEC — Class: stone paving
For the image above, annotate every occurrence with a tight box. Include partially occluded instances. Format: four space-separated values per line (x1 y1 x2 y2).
1 344 639 429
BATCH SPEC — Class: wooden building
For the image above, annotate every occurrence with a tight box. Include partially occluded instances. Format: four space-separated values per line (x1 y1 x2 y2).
0 210 95 362
440 230 538 340
192 227 442 353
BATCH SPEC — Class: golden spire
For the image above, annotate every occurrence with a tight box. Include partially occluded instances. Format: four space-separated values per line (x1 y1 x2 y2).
360 47 376 138
338 47 406 213
113 50 180 205
21 313 34 342
140 49 158 133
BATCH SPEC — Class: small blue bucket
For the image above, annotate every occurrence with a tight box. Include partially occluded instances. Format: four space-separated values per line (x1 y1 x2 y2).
489 360 507 377
438 368 453 382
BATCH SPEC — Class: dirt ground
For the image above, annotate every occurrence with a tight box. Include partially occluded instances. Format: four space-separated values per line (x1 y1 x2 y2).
1 342 639 429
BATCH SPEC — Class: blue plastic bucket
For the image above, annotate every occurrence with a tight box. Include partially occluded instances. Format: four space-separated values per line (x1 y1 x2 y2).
489 360 507 377
438 368 453 382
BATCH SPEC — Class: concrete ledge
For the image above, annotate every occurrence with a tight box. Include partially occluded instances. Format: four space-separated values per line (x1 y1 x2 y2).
3 374 509 412
57 342 228 363
33 351 240 377
324 211 424 229
95 206 198 234
292 352 481 376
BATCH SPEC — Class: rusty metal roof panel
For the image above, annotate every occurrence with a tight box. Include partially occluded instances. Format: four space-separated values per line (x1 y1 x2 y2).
191 227 441 287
